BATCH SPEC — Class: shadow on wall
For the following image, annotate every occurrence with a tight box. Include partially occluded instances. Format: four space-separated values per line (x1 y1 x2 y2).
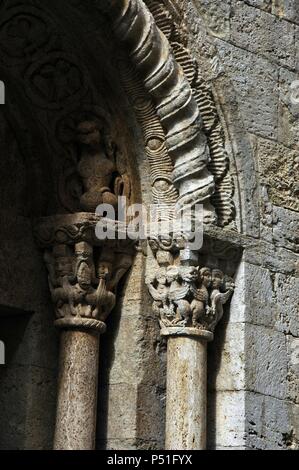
207 304 230 450
0 308 32 449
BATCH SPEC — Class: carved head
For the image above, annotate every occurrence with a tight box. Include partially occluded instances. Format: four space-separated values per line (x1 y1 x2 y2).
180 266 199 283
224 276 235 291
97 260 113 282
156 272 167 286
77 262 92 290
53 245 73 280
75 242 93 261
166 266 179 284
74 243 94 289
212 269 224 289
199 267 212 288
77 120 102 147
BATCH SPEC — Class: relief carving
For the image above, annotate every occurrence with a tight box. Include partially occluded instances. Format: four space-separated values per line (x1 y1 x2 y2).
57 112 131 213
145 0 236 228
147 265 234 332
0 6 53 65
25 53 88 109
44 241 133 332
104 0 216 223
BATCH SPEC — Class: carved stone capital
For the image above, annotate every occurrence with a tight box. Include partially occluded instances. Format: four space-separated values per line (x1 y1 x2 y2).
147 264 234 336
35 214 134 333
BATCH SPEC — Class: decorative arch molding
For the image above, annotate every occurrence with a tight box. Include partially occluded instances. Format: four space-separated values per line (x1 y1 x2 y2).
102 0 216 223
155 0 258 236
0 0 243 451
0 0 237 228
100 0 236 228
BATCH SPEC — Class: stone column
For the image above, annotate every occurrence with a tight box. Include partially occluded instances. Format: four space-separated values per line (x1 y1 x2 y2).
54 327 103 450
36 214 134 450
147 260 234 450
162 327 212 450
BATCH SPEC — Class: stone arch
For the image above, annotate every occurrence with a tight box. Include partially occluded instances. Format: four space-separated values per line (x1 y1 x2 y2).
0 0 246 451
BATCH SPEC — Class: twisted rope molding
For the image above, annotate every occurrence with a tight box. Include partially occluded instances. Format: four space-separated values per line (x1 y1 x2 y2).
101 0 216 221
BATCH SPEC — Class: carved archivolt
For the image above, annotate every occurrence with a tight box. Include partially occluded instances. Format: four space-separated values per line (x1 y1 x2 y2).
101 0 236 227
145 0 236 228
103 0 216 223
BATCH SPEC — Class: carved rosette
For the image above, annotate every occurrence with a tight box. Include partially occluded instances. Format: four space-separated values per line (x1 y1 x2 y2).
35 214 134 334
147 264 234 338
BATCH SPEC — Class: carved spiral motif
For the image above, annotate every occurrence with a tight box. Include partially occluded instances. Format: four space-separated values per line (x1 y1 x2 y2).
0 6 53 65
104 0 216 219
146 0 236 227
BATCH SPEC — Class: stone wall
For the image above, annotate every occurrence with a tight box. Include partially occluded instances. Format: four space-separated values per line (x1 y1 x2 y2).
186 0 299 450
0 0 298 451
0 112 58 450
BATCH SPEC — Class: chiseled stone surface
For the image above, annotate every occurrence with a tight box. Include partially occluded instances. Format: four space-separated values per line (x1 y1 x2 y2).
54 331 100 450
0 0 298 452
231 2 296 68
252 135 299 213
165 335 208 450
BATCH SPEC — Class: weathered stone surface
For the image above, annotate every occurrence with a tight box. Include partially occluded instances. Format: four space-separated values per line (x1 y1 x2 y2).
272 206 299 252
0 364 57 450
243 243 298 275
275 274 299 337
245 392 299 449
54 331 100 450
253 136 299 212
286 335 299 405
207 390 246 449
97 383 138 441
192 0 231 39
0 0 298 452
245 0 272 12
209 322 245 392
278 67 299 149
165 335 208 450
231 2 296 69
215 39 279 139
246 324 288 400
272 0 299 25
244 263 276 328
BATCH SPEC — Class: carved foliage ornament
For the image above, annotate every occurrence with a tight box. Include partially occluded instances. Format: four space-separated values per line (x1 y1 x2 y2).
44 241 133 333
147 265 234 332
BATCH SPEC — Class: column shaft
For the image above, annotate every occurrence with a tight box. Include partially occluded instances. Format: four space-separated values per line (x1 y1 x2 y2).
54 330 100 450
165 335 208 450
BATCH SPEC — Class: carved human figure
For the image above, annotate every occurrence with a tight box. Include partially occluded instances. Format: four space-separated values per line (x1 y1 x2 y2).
44 245 75 319
190 267 212 328
77 120 118 212
210 269 234 330
71 242 96 318
86 253 116 322
167 266 192 325
147 269 171 322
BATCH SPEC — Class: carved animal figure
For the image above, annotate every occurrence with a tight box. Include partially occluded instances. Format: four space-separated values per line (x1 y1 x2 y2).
210 269 234 330
167 266 192 325
191 267 212 327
